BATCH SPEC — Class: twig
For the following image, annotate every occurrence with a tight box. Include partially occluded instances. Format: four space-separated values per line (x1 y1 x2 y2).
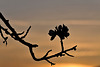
17 31 25 35
0 25 8 45
21 26 31 39
46 59 55 66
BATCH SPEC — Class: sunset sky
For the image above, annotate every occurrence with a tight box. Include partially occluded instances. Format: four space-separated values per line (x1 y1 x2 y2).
0 0 100 67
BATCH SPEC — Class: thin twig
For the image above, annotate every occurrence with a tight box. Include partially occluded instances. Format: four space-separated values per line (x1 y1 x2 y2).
0 25 8 45
17 31 25 35
21 26 31 39
43 50 52 58
46 59 55 66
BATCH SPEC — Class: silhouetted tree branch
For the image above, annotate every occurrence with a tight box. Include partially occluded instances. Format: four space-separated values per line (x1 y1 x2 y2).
0 12 77 66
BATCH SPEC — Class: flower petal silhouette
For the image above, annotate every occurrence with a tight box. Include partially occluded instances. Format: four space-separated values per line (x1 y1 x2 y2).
62 24 69 32
48 30 55 36
64 33 69 38
62 24 70 38
50 34 56 40
48 30 56 40
58 25 62 31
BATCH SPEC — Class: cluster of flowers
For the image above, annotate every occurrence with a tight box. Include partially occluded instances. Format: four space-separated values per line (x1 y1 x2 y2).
48 24 70 40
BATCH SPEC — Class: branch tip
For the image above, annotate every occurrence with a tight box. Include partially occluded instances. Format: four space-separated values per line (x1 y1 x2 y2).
65 53 74 57
73 45 77 51
32 44 38 48
17 31 25 35
21 26 31 39
46 59 55 66
43 50 52 58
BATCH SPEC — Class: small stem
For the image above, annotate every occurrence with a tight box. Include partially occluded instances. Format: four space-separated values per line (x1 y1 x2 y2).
60 39 64 51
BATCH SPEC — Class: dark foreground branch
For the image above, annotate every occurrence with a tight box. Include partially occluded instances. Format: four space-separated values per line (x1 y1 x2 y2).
0 12 77 65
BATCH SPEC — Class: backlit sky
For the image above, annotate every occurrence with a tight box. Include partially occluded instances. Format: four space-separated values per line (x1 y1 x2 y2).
0 0 100 67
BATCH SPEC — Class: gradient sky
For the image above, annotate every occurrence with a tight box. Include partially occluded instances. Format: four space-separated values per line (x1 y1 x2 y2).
0 0 100 67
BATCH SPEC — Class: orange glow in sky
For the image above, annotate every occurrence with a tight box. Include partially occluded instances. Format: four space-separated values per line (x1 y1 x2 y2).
52 64 93 67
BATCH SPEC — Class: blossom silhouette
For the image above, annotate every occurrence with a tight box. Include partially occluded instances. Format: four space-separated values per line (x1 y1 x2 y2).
48 24 69 40
48 24 70 52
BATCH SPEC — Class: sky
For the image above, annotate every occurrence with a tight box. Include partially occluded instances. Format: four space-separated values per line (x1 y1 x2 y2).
0 0 100 67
